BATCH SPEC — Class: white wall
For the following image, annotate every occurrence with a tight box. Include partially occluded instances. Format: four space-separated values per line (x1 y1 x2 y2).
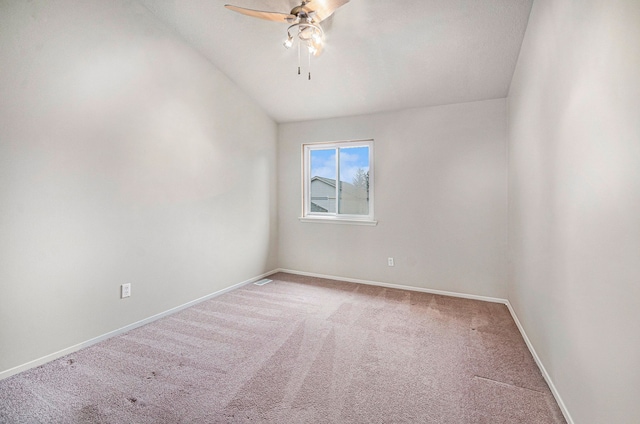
278 100 508 299
0 0 277 375
508 0 640 422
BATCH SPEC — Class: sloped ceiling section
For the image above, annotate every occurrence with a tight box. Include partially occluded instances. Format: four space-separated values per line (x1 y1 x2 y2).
141 0 533 123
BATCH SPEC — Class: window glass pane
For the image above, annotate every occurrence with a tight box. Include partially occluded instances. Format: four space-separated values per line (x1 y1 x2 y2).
338 146 369 215
310 149 336 213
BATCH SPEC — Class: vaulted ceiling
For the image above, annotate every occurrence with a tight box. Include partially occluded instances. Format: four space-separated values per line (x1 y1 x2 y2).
141 0 533 123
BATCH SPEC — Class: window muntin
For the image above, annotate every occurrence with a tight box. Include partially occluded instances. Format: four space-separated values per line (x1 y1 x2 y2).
303 140 374 222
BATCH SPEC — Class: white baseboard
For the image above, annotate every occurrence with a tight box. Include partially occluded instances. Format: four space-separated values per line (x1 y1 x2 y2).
0 270 278 382
275 268 509 304
505 301 574 424
274 268 573 424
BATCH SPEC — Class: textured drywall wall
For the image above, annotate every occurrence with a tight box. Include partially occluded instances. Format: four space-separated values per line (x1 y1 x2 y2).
508 0 640 422
278 99 508 298
0 0 277 374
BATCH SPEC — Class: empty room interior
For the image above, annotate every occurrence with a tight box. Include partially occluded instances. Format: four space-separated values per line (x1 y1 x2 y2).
1 0 638 423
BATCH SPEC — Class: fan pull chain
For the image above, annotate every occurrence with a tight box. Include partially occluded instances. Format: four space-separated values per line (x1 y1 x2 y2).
308 47 312 80
297 35 301 75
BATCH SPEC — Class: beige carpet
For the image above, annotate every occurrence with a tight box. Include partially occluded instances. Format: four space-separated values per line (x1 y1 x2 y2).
0 272 566 423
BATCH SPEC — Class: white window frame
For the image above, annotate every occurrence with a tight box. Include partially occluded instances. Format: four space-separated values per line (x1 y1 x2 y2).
300 139 377 226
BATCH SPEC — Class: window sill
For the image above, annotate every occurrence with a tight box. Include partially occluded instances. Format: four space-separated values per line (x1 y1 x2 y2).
299 216 378 226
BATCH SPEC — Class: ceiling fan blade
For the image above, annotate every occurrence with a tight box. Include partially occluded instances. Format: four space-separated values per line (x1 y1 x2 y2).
224 4 295 23
306 0 350 22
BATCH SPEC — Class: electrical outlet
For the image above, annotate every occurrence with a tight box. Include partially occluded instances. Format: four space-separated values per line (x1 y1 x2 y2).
388 257 395 267
121 283 131 298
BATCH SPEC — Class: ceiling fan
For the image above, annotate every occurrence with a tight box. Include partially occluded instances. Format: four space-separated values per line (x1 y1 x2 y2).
224 0 350 79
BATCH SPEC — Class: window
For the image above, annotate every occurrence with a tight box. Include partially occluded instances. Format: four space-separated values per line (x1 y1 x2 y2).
301 139 376 225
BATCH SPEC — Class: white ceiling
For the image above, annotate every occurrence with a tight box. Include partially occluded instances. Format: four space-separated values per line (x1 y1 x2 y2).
140 0 533 123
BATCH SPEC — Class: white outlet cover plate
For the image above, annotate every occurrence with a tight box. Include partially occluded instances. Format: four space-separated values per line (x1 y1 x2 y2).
121 283 131 298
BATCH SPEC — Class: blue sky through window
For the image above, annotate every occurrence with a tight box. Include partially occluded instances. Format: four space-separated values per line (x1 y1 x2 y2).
310 146 369 184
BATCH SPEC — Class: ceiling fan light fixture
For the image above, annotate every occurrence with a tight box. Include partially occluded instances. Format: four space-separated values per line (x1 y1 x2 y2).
283 35 294 49
225 0 351 78
285 21 324 50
